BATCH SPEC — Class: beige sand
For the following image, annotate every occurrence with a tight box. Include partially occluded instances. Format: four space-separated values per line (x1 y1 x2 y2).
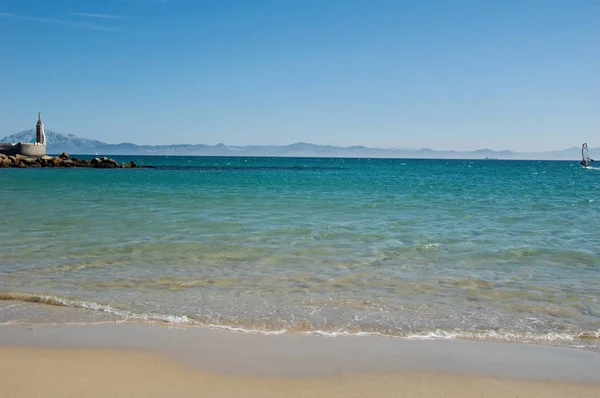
0 346 598 398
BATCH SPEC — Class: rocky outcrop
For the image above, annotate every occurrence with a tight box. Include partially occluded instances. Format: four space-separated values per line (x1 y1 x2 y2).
0 152 150 169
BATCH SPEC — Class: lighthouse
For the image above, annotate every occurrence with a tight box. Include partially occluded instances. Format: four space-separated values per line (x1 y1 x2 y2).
0 112 47 156
36 112 46 145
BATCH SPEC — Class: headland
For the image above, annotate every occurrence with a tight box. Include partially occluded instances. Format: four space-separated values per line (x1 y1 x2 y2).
0 152 148 168
0 113 147 168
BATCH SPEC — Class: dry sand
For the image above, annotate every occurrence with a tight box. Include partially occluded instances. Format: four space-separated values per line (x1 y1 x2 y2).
1 345 599 398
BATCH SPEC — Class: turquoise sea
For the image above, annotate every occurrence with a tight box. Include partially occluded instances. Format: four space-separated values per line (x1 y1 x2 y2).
0 156 599 350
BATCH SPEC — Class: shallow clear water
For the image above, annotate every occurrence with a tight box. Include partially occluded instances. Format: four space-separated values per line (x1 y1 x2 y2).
1 157 599 349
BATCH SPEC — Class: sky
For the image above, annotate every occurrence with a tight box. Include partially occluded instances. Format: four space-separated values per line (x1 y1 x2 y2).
0 0 598 151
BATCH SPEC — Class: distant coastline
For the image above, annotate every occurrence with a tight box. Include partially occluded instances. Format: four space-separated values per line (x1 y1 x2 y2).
1 129 591 160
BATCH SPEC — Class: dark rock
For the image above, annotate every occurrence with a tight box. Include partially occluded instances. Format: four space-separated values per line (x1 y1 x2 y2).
0 154 142 169
121 160 137 168
90 157 118 168
21 157 37 165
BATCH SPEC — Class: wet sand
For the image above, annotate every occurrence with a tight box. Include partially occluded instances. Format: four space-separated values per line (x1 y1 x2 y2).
0 323 599 397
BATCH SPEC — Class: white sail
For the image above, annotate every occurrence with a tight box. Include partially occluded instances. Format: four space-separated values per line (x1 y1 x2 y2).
582 143 592 167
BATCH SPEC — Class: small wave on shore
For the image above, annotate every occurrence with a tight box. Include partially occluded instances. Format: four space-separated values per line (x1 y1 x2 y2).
0 292 190 325
1 291 598 351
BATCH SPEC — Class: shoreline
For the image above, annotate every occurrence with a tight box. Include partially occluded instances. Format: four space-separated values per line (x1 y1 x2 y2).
1 297 598 353
1 324 599 398
1 323 599 382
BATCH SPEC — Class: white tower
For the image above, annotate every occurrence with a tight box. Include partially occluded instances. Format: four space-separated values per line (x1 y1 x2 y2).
36 112 46 145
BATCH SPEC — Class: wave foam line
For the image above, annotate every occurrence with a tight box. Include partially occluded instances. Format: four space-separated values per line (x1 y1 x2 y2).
0 292 190 325
305 329 600 343
205 323 288 335
1 292 598 344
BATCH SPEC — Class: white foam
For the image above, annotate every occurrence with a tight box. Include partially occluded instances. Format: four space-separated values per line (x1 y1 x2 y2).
40 295 191 325
2 293 598 349
205 324 288 335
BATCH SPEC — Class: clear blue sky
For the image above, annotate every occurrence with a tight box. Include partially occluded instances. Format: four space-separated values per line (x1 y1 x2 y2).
1 0 598 151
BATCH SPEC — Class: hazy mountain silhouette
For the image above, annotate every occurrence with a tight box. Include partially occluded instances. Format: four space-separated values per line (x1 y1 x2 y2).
1 130 593 160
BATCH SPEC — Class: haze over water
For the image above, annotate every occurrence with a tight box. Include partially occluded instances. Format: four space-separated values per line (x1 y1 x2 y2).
0 156 599 350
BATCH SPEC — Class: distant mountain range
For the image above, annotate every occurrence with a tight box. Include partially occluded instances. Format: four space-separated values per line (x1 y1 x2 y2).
1 129 594 160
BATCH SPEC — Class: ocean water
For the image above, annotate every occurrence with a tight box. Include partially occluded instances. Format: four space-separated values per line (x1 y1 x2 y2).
0 156 599 350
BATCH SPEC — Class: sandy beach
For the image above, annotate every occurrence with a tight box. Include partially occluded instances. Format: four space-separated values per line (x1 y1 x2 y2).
1 345 599 398
0 323 599 397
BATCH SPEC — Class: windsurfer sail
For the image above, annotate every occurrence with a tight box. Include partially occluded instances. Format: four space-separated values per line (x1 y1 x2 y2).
581 143 594 168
